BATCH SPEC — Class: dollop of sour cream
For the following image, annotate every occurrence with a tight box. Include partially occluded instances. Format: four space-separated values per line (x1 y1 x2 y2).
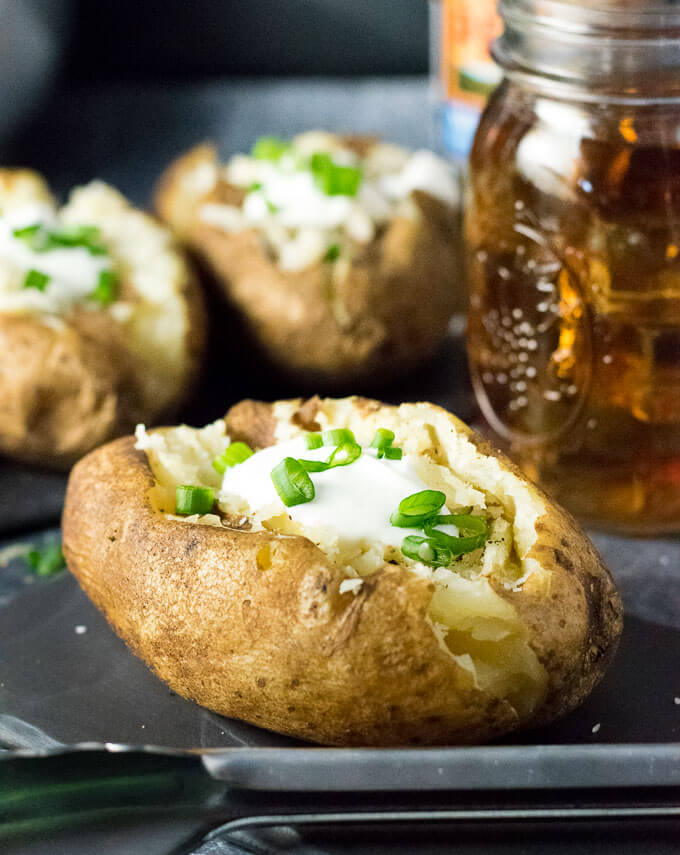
198 133 459 272
0 203 114 316
219 437 460 550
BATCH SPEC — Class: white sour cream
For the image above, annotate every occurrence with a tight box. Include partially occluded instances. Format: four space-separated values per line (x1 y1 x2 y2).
199 136 459 272
0 203 114 316
219 437 460 550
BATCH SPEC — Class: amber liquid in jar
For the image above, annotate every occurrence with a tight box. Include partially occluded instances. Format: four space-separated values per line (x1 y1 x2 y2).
466 82 680 533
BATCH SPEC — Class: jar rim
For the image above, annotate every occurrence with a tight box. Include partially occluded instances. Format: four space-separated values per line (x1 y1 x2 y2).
495 0 680 98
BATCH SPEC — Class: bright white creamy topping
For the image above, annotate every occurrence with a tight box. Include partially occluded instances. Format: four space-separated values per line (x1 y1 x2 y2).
198 132 459 272
0 202 114 315
219 437 460 550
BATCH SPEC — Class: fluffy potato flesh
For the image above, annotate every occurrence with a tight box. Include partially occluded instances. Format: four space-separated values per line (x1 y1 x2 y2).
129 397 621 736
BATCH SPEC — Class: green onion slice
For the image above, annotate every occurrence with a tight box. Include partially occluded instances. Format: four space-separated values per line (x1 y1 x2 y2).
26 544 66 576
212 441 254 474
305 432 323 450
322 428 356 447
271 457 315 507
252 136 290 161
327 442 362 468
324 243 341 262
90 269 120 306
430 513 487 535
382 446 403 460
23 269 50 291
298 459 330 472
14 223 107 255
397 490 446 518
175 485 215 515
310 152 362 197
370 428 395 450
401 535 452 568
423 519 488 555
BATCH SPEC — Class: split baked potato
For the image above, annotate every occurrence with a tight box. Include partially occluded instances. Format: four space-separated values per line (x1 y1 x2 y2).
0 169 205 467
155 133 463 386
62 396 622 746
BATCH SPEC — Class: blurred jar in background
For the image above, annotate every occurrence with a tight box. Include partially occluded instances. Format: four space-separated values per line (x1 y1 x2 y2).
465 0 680 534
429 0 502 160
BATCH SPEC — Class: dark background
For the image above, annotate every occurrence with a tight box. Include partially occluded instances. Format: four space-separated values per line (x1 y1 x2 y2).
67 0 429 80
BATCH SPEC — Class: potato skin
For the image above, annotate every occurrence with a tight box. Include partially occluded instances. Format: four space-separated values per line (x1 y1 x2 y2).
0 313 146 467
155 144 464 386
62 397 623 746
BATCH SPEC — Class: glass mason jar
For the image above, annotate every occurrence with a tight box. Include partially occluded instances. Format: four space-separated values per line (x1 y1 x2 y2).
465 0 680 534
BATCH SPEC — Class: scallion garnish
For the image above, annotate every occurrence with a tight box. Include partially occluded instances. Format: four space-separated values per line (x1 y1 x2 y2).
327 441 362 468
13 223 107 256
249 181 263 192
266 199 279 214
26 544 66 576
212 441 254 474
370 428 395 451
382 446 403 460
322 428 355 447
90 270 120 306
252 136 291 161
401 535 452 568
23 269 50 291
324 244 341 262
310 152 362 197
423 517 488 555
175 485 215 515
397 490 447 519
305 432 323 450
271 457 315 507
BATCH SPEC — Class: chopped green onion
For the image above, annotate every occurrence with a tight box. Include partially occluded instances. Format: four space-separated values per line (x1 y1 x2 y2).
26 544 66 576
401 535 452 568
212 441 254 474
13 223 107 255
324 244 341 262
13 223 41 241
23 269 50 291
322 428 355 447
370 428 395 450
90 270 120 306
252 136 290 161
175 485 215 515
266 199 279 214
271 457 315 507
305 432 323 450
310 152 362 197
249 181 263 192
430 513 487 535
423 518 488 555
298 459 330 472
398 490 446 518
383 446 403 460
327 442 362 468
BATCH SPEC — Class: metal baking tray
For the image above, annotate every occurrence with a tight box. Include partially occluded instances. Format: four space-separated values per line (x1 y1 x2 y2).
1 525 678 796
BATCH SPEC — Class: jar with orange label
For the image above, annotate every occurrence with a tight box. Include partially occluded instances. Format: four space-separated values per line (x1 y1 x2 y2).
465 1 680 533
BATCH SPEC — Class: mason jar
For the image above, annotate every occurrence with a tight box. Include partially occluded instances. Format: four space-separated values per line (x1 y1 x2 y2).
465 0 680 534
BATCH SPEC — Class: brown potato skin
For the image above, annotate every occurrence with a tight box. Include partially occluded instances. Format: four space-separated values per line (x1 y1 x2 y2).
62 397 623 746
155 144 464 386
0 313 147 468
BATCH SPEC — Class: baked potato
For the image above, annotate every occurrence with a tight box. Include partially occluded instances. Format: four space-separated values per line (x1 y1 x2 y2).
0 169 205 467
154 133 463 387
62 396 622 746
